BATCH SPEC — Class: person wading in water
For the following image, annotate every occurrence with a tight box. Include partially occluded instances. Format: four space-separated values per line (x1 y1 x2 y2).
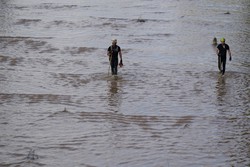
107 39 123 75
216 37 232 76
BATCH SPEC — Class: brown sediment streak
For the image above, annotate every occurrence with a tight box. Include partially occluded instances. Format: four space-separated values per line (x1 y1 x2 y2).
0 55 23 65
15 19 41 25
0 36 53 39
0 93 72 104
0 55 8 62
62 47 97 55
172 116 195 127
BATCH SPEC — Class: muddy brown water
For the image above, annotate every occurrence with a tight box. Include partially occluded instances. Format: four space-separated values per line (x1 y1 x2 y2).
0 0 249 166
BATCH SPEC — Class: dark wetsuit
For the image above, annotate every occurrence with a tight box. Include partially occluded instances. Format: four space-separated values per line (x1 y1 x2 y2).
108 45 121 75
217 44 230 75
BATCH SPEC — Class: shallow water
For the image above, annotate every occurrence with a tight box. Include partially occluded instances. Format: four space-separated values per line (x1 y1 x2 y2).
0 0 249 167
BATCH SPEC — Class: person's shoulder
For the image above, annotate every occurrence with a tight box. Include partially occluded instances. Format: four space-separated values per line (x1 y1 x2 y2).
217 44 222 48
225 44 230 49
117 45 121 49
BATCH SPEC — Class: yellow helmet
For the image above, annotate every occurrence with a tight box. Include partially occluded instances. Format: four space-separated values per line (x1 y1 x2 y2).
220 38 225 42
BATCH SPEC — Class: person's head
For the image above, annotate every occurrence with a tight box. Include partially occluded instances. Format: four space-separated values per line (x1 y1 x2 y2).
213 37 217 45
220 37 225 44
112 39 117 46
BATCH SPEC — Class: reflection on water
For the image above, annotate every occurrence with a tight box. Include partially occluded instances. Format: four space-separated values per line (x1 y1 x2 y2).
216 75 226 103
212 71 250 167
107 76 123 113
0 0 250 166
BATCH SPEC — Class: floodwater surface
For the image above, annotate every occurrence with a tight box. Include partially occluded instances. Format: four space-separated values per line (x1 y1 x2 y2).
0 0 249 167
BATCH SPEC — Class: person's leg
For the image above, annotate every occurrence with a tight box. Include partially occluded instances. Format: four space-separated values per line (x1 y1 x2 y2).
113 58 118 75
110 60 115 75
221 56 226 75
114 66 118 75
218 56 222 72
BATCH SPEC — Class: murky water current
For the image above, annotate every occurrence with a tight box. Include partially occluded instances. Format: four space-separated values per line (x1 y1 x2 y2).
0 0 249 166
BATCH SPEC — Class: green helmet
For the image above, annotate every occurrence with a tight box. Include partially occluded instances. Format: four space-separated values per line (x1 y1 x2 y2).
220 38 225 42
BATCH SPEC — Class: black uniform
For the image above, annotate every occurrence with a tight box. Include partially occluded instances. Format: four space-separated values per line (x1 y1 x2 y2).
217 44 230 75
108 45 121 75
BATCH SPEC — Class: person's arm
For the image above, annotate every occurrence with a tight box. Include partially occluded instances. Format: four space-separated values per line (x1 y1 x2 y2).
107 47 111 56
228 49 232 61
216 48 220 56
119 50 122 60
119 50 123 67
216 44 220 56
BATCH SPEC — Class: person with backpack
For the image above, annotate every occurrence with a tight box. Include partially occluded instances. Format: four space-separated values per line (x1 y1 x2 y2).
107 39 123 75
216 38 232 75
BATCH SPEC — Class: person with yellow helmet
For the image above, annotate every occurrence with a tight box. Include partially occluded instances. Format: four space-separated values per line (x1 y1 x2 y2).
107 39 123 75
216 38 232 75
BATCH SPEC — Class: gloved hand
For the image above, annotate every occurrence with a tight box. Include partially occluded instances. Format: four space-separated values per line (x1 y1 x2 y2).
229 56 232 61
119 59 123 67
